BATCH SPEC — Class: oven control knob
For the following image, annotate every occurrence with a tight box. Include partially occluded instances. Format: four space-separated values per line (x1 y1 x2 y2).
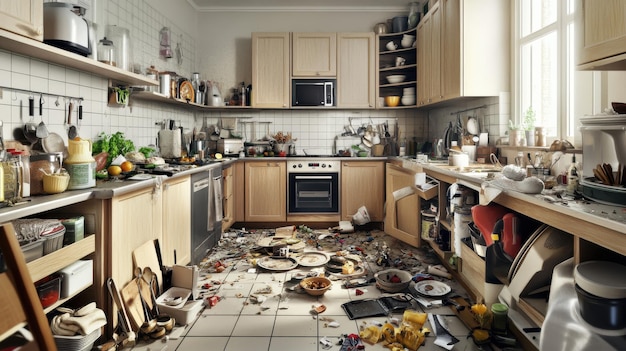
298 164 302 168
322 164 326 168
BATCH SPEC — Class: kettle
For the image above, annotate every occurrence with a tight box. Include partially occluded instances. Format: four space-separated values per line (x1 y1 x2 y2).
44 3 91 57
433 139 444 158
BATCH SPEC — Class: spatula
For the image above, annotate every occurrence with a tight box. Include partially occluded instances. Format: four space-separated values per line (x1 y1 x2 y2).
67 101 77 140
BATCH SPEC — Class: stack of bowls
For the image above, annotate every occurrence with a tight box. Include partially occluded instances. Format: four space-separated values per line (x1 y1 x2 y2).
402 87 416 106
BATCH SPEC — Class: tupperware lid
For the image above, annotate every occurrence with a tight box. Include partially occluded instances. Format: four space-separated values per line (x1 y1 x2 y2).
574 261 626 299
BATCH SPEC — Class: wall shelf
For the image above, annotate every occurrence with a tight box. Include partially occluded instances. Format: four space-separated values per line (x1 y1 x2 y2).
131 91 252 110
0 28 157 87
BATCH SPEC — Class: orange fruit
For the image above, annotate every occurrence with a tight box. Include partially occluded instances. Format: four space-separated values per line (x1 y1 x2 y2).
120 161 133 172
107 165 122 176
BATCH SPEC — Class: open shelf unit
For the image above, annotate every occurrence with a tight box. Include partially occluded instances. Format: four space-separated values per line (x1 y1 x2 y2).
131 91 252 110
376 28 417 109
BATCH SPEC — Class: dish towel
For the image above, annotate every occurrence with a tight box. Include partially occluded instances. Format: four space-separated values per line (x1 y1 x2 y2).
50 302 107 336
213 176 223 222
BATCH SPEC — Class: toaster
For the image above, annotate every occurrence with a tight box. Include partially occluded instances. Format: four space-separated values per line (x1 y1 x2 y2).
44 3 91 57
217 139 243 155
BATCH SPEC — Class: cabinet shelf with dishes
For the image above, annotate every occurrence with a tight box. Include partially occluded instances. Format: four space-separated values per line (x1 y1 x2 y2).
376 28 417 109
131 90 252 110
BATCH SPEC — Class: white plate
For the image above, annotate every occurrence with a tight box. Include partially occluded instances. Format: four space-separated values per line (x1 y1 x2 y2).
414 280 451 297
296 252 329 267
257 256 298 271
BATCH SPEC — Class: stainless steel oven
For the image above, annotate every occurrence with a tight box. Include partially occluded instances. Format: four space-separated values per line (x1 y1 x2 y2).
287 160 340 214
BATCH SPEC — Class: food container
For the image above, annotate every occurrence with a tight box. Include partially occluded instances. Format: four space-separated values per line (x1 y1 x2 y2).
35 273 62 308
42 228 65 255
59 259 93 298
29 153 62 195
20 239 44 262
157 287 202 325
574 260 626 330
61 216 85 246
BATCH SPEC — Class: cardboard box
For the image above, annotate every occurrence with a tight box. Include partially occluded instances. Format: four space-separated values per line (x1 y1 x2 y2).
59 259 93 298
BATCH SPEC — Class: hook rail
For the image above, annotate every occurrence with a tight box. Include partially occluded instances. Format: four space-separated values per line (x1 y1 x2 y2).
0 85 83 102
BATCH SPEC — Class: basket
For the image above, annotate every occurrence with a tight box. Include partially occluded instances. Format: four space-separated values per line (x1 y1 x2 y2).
54 327 101 351
42 228 65 255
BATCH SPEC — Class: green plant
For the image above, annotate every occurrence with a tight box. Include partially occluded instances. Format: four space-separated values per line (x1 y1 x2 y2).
92 132 135 165
138 146 156 158
523 107 536 131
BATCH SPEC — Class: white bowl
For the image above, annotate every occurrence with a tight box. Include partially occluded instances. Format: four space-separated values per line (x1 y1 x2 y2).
386 75 406 84
403 87 416 93
375 269 412 292
402 95 416 106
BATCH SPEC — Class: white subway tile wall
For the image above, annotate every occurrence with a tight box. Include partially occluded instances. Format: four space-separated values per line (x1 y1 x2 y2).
0 0 429 153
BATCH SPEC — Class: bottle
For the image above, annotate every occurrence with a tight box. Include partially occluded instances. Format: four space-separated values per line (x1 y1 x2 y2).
240 82 246 106
567 154 579 192
515 151 525 167
399 136 407 156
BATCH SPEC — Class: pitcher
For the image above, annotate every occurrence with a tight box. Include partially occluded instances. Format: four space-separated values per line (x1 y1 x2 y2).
65 138 96 189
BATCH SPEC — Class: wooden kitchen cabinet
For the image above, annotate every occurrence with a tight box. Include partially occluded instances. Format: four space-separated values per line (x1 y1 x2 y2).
337 32 375 108
108 185 162 286
417 0 509 107
417 2 441 106
252 32 290 108
223 162 245 230
292 32 336 77
161 176 191 266
377 28 418 108
0 0 43 41
578 0 626 70
385 163 420 246
245 161 286 222
341 161 384 221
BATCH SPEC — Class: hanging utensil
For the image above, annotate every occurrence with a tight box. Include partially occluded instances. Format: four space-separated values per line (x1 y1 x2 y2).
67 101 77 139
23 95 38 143
36 94 49 138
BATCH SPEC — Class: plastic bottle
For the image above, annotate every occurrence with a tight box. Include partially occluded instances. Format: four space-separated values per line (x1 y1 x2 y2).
399 136 407 156
567 154 579 192
239 82 246 107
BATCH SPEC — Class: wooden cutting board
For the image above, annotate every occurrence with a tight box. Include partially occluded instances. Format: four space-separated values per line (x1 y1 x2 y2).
120 278 154 332
132 240 163 295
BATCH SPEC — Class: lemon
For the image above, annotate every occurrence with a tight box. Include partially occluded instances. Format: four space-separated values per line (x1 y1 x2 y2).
215 153 223 159
107 165 122 176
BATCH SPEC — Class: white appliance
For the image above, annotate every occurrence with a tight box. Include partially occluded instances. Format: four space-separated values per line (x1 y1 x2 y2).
43 3 91 56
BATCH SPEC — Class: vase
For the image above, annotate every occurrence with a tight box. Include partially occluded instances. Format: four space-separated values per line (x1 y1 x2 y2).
509 130 523 146
525 130 535 146
408 2 421 28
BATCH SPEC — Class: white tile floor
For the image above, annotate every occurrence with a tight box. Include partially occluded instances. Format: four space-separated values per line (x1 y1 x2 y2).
128 248 483 351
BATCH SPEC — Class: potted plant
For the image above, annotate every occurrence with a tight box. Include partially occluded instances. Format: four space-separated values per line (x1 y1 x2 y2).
523 107 536 146
351 144 369 157
508 119 523 146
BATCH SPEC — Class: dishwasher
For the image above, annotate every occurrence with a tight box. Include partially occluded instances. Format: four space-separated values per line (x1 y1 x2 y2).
190 164 223 265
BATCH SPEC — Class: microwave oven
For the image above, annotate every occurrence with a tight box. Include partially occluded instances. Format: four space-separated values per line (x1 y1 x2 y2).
292 79 336 107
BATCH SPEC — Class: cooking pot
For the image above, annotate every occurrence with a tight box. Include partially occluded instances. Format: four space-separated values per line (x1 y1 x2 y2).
44 3 91 56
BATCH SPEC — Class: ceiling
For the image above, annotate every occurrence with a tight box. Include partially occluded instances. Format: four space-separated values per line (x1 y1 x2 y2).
186 0 411 12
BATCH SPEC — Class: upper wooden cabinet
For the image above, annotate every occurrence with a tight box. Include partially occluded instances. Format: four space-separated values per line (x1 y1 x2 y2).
417 2 441 106
341 161 384 221
418 0 510 107
337 32 375 108
578 0 626 70
0 0 43 41
292 32 337 77
252 32 290 108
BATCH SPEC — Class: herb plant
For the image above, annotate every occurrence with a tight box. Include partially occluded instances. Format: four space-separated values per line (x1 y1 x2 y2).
92 132 135 165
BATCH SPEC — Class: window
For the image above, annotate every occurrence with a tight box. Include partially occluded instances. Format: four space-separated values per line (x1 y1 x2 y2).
514 0 592 145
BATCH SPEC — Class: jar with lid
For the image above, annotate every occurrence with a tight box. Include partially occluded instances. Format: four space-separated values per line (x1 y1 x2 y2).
64 139 96 190
97 37 116 66
29 153 62 195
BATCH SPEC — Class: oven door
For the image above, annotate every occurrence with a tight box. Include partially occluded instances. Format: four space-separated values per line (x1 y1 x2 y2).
288 172 339 213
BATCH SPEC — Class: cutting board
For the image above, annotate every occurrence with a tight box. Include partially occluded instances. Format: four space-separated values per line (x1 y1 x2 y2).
133 240 163 295
120 278 154 332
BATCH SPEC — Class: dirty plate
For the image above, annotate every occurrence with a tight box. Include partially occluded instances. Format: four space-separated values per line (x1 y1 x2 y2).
413 280 451 297
296 252 329 267
257 256 298 271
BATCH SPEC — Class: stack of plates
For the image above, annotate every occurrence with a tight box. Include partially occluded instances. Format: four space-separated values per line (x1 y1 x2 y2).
402 87 416 106
54 328 101 351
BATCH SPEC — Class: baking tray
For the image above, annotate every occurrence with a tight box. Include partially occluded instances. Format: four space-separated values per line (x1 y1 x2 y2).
341 296 414 320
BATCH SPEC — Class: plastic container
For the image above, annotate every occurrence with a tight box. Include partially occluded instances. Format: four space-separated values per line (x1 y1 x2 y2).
61 216 85 246
21 239 44 262
42 228 65 255
59 260 93 298
35 273 62 308
29 153 62 195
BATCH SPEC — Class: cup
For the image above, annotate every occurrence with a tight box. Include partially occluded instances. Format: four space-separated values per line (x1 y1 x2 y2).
401 37 415 48
395 57 406 66
386 41 397 51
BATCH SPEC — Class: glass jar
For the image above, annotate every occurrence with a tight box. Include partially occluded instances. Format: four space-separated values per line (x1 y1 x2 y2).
97 37 116 66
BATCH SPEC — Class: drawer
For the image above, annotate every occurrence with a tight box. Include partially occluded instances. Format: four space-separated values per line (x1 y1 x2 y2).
460 243 486 298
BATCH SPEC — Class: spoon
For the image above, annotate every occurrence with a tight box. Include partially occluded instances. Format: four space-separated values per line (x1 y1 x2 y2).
36 94 49 138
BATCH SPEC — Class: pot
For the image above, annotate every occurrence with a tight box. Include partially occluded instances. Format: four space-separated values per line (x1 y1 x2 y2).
273 143 290 154
373 22 388 34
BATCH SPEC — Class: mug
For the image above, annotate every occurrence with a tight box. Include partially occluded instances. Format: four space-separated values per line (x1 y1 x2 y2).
386 41 397 51
401 38 415 48
395 57 406 66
